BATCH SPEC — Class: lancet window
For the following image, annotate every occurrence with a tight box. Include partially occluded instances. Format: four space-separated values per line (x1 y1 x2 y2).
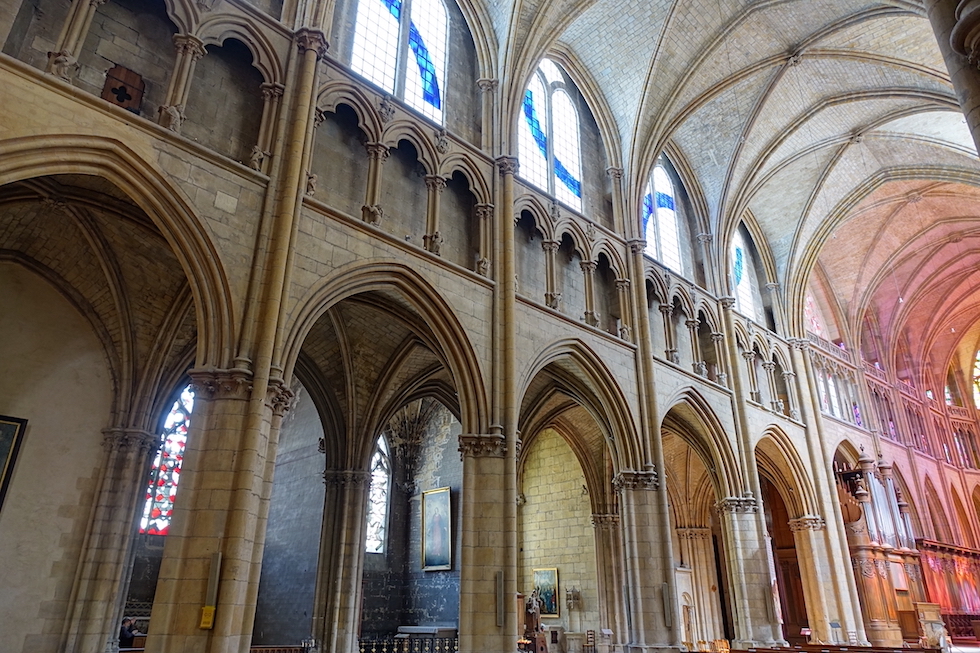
518 58 583 211
139 385 193 535
351 0 449 123
365 436 392 553
643 163 683 273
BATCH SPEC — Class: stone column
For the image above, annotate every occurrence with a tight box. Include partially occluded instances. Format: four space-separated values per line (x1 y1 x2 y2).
475 203 493 276
616 278 633 342
582 260 600 327
362 142 389 224
715 496 784 647
458 434 510 652
762 360 780 412
782 371 799 420
250 83 285 174
695 233 717 293
788 516 833 644
607 167 626 235
788 338 868 645
615 470 677 652
46 0 106 79
158 34 208 132
424 175 446 254
685 318 700 374
315 470 371 653
477 79 498 152
543 239 561 310
659 304 676 362
711 332 728 387
926 0 980 153
62 428 158 653
593 514 628 650
742 350 760 403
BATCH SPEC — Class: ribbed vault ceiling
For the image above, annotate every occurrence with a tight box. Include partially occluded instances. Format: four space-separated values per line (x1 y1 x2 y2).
478 0 980 385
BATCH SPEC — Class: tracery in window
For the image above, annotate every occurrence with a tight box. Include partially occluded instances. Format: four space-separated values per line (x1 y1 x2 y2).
365 436 392 553
518 59 582 211
140 385 193 535
351 0 448 123
642 163 682 273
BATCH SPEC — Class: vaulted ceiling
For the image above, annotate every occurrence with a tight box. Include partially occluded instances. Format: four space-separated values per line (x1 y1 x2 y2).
477 0 980 386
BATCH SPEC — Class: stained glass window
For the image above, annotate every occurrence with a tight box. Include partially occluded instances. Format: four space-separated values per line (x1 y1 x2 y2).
140 385 193 535
351 0 448 123
731 227 758 320
643 164 682 273
518 59 583 211
365 436 391 553
804 294 826 337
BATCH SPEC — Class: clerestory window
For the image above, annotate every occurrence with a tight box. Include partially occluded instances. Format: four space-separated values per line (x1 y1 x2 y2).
642 163 683 273
731 225 762 321
351 0 449 123
365 436 392 553
140 384 194 535
518 58 583 211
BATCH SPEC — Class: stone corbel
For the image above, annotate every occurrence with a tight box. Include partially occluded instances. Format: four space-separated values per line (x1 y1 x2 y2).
612 469 660 492
457 434 506 459
188 367 253 401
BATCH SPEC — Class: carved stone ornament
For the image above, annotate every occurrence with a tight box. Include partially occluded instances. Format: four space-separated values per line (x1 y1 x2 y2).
365 142 390 162
47 51 78 81
323 469 371 488
476 257 491 276
496 156 519 177
197 0 219 11
266 378 295 417
248 145 269 171
586 222 597 241
477 78 499 93
158 104 185 132
612 469 660 492
628 238 646 255
545 291 562 310
102 427 158 453
173 34 207 60
379 95 396 123
189 367 253 401
305 172 318 197
458 434 506 459
853 558 877 578
715 494 759 513
424 231 443 255
362 204 384 224
591 513 620 529
719 296 736 311
295 28 329 60
788 515 826 532
605 166 623 179
676 527 711 540
584 310 600 327
435 128 450 154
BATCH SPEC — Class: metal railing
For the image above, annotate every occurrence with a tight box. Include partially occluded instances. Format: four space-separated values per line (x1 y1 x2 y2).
358 637 459 653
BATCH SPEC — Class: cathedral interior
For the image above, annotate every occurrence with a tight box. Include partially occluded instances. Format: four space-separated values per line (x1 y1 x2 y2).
5 0 980 651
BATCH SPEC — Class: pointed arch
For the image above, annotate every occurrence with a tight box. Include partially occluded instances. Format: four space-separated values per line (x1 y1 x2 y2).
196 15 286 84
317 82 385 142
755 427 818 517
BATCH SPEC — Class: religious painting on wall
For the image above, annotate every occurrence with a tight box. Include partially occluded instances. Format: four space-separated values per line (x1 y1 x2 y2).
533 568 559 617
422 487 451 570
0 415 27 511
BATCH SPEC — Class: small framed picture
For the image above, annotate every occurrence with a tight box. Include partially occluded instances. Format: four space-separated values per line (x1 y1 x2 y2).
422 487 451 570
533 568 559 617
0 415 28 512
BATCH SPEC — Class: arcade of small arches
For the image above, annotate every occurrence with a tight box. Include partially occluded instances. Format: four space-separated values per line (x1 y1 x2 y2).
6 1 980 653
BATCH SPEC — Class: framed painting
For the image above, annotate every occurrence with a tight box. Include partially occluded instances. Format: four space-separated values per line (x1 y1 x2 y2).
533 568 559 617
422 487 451 570
0 415 28 511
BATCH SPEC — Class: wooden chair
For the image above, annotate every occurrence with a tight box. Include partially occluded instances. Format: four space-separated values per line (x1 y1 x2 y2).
584 630 596 653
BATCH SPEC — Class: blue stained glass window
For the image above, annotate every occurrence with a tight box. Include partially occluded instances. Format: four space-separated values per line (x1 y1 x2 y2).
734 247 744 284
523 90 548 157
352 0 447 123
655 191 674 210
642 192 654 233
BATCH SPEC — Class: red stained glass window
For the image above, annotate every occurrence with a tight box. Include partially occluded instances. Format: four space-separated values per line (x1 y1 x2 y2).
139 385 194 535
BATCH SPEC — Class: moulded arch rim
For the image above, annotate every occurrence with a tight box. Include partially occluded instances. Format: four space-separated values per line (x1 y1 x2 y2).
514 194 555 240
694 300 720 332
160 0 193 36
731 320 752 350
280 260 488 434
593 240 628 279
667 285 696 318
554 220 589 259
750 334 771 358
438 152 492 205
196 15 284 84
755 426 818 517
644 268 669 303
317 81 384 141
518 338 640 471
661 386 743 498
381 121 439 174
770 343 792 370
0 135 234 368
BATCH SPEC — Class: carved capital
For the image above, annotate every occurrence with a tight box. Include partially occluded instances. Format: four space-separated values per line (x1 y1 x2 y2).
658 303 673 316
188 367 253 401
477 78 499 93
102 428 158 454
788 337 810 351
612 469 659 492
765 281 780 292
580 260 597 274
365 142 390 161
591 513 620 529
788 515 826 532
260 82 285 100
696 233 713 244
605 166 623 179
710 332 725 343
950 1 980 64
496 156 520 177
676 527 711 540
685 319 699 330
295 28 329 60
458 434 506 458
627 238 646 255
742 350 757 362
323 469 371 488
424 175 447 192
475 203 494 221
615 278 630 292
762 360 777 372
719 296 736 310
266 378 295 417
715 494 758 513
542 239 560 253
173 33 207 60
